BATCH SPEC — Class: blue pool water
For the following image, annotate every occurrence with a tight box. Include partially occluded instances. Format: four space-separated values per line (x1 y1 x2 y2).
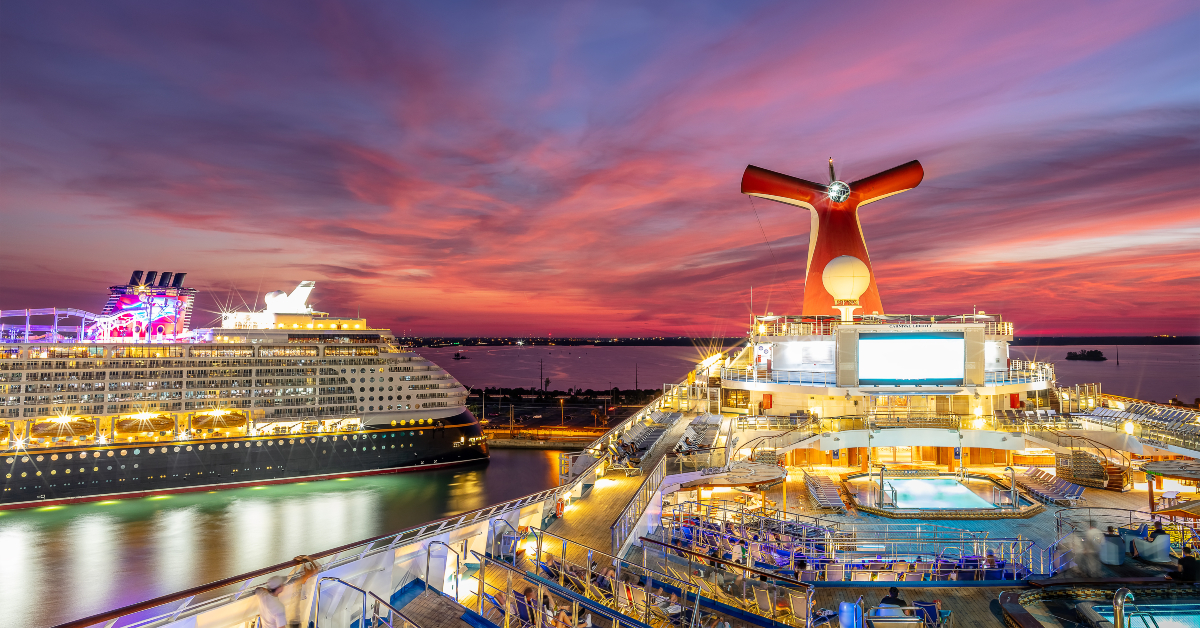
886 478 997 510
1094 602 1200 628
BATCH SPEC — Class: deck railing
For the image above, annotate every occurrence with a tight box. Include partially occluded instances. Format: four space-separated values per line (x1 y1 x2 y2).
610 456 667 555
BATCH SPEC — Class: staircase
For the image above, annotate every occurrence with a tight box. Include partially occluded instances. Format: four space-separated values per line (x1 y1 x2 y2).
1103 461 1133 492
1058 450 1132 491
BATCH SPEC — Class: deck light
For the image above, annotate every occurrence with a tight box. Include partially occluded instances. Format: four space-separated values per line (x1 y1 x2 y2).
1124 421 1134 435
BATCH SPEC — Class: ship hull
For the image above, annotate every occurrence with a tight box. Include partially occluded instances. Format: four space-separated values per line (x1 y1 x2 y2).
2 409 486 510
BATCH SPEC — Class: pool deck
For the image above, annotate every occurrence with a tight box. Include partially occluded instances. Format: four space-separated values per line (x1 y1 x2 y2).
486 442 1189 627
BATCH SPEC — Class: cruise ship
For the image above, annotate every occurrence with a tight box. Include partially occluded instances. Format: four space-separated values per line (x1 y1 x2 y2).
0 272 486 509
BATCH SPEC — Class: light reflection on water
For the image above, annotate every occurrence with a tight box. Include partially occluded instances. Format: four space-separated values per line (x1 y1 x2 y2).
0 449 562 628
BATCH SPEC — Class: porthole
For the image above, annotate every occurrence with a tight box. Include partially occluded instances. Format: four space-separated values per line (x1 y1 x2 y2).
234 443 239 448
20 456 28 463
37 455 44 462
4 457 11 464
350 378 356 383
133 449 140 455
120 450 127 456
390 420 396 427
359 387 365 393
370 377 375 383
146 449 153 454
21 472 26 477
51 454 58 461
107 466 112 470
341 369 346 374
389 377 393 382
66 454 73 460
257 442 263 447
289 439 294 445
94 452 100 458
322 437 327 442
222 443 228 449
93 467 98 471
174 447 180 452
406 395 411 400
51 470 56 475
133 464 138 469
352 435 358 441
36 471 42 476
186 446 193 452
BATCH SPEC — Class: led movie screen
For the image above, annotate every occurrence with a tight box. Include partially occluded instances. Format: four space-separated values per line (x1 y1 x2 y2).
858 332 965 385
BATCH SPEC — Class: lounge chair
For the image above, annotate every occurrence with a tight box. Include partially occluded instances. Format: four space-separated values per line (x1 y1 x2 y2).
913 601 951 628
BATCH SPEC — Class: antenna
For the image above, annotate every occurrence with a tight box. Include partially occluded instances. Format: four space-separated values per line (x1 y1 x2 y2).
828 157 836 183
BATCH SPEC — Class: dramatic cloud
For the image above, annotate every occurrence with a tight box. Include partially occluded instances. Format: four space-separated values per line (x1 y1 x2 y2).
1 0 1197 336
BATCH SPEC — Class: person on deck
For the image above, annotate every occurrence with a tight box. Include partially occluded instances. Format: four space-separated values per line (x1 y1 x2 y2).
880 586 906 607
1168 546 1200 581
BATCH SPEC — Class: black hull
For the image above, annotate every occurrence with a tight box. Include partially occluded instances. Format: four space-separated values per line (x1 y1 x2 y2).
2 409 486 510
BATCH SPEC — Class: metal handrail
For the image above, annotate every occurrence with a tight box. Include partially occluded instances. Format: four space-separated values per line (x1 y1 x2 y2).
610 455 667 554
639 536 814 593
315 576 425 628
425 541 461 600
488 518 521 562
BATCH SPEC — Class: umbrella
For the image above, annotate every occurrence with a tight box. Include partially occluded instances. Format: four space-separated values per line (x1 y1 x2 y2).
1151 499 1200 519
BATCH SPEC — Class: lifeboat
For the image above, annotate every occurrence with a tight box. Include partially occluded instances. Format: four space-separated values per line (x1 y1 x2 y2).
115 414 176 433
30 419 97 438
191 411 248 430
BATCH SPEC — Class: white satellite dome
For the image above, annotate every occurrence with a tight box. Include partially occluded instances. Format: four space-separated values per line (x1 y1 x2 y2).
263 290 289 312
821 255 871 300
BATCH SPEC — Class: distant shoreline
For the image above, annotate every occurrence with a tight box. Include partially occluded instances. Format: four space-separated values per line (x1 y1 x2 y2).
407 336 1198 347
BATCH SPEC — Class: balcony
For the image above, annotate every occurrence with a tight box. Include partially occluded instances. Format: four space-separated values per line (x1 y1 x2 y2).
721 368 835 386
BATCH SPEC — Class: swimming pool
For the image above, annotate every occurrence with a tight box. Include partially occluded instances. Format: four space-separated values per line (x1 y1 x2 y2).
1087 601 1200 628
884 478 996 510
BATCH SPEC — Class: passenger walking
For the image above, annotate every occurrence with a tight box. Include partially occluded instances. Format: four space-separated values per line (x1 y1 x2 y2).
253 577 288 628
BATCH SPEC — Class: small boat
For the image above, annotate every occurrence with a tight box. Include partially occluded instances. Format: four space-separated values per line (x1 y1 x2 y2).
453 351 468 360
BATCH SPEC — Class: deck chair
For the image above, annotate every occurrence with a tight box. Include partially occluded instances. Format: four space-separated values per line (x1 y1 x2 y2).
913 601 950 628
825 564 844 582
852 571 872 581
753 587 781 618
511 594 536 628
787 591 812 628
481 591 507 624
876 572 897 581
799 569 818 581
891 561 909 574
903 572 923 582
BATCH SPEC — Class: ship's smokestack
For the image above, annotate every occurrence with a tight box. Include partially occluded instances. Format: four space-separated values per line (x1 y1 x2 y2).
171 272 186 287
129 270 144 286
144 271 158 286
158 272 173 287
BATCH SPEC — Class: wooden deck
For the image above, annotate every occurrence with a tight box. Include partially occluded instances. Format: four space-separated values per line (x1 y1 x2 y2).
546 415 694 554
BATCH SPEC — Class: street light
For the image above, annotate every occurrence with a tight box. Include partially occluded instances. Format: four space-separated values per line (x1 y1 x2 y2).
560 398 565 427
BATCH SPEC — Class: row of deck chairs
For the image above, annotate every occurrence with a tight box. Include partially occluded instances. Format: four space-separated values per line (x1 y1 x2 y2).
674 414 720 454
1087 404 1200 435
803 471 846 511
1017 467 1084 505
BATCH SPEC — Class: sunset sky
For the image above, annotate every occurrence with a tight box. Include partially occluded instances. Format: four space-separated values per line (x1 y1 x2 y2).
2 1 1197 337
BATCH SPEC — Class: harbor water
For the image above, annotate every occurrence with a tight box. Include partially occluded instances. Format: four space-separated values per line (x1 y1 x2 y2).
0 449 561 628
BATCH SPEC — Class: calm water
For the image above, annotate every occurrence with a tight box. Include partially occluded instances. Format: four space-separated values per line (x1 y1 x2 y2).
0 449 562 628
417 345 711 391
1009 345 1198 404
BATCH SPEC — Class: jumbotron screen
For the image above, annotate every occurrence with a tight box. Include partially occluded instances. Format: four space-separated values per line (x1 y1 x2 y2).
858 332 965 385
